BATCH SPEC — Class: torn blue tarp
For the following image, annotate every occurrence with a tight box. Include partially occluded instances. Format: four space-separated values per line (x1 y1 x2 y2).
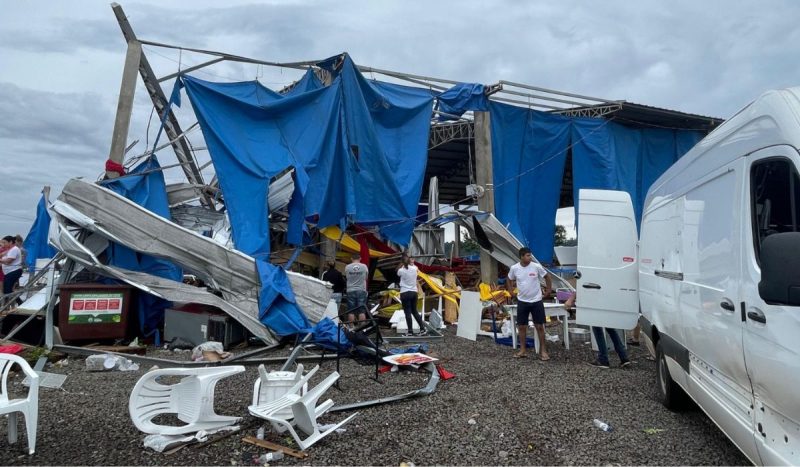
436 83 488 120
283 69 324 96
311 317 351 351
256 258 311 336
100 157 183 339
23 193 57 273
182 53 434 256
490 101 571 263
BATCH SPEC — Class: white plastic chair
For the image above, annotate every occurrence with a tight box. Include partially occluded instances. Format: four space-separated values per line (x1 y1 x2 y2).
0 353 39 454
252 364 306 419
129 365 244 435
249 366 358 450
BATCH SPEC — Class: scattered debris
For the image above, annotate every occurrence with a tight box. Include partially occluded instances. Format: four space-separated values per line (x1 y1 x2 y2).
242 436 308 459
85 354 139 372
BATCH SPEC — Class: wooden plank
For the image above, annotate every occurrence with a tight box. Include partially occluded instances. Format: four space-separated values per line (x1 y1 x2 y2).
242 436 308 459
444 272 459 323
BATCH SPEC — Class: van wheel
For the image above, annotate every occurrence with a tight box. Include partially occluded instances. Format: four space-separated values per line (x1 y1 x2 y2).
656 340 688 410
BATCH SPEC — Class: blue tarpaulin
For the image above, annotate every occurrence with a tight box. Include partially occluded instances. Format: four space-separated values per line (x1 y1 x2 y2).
436 83 488 120
487 101 704 263
23 193 57 273
571 118 704 224
182 53 434 257
100 157 183 339
256 258 311 336
311 317 351 351
490 102 571 263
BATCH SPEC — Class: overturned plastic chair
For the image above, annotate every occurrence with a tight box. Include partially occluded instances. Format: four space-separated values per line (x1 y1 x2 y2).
252 363 306 419
0 353 38 454
129 365 245 435
249 365 358 450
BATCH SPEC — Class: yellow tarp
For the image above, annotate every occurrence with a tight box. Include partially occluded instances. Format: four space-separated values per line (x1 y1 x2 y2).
320 226 391 258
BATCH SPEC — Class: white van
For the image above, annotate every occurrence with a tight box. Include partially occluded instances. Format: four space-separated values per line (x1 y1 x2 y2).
575 87 800 466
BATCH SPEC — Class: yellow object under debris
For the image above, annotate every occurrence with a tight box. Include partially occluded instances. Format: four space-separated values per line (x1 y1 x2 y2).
320 226 391 258
417 270 460 310
479 282 512 303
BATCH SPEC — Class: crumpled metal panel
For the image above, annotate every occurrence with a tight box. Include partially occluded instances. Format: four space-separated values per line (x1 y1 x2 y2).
57 179 330 324
47 211 278 343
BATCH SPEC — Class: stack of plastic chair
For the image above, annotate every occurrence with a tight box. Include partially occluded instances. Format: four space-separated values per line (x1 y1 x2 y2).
0 354 39 454
248 365 358 450
129 365 245 435
251 363 306 419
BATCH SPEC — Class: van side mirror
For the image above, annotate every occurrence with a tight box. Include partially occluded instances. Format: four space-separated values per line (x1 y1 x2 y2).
758 232 800 306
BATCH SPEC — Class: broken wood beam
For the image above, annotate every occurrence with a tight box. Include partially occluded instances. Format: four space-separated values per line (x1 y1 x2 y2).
242 436 308 459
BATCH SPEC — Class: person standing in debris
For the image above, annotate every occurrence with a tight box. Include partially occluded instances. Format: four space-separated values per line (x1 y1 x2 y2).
397 253 427 336
0 237 9 288
564 292 630 368
0 236 23 300
14 235 27 272
507 247 552 360
345 253 369 327
322 260 346 309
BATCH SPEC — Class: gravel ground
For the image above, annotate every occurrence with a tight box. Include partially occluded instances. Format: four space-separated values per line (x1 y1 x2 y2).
0 326 749 466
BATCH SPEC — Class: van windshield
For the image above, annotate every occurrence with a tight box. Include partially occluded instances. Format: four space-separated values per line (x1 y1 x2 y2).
751 157 800 261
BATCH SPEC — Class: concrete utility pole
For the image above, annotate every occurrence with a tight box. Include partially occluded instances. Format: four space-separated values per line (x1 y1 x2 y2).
107 40 141 179
110 3 215 207
474 111 498 284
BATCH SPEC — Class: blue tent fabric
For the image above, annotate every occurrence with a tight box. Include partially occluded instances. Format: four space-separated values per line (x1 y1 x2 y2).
436 83 488 120
571 119 703 225
310 317 351 351
23 193 57 273
256 258 311 336
182 54 433 254
100 157 183 339
487 102 704 263
283 69 324 96
489 101 571 263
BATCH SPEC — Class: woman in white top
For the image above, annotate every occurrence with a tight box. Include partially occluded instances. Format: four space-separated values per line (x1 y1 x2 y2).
1 235 23 296
397 253 426 336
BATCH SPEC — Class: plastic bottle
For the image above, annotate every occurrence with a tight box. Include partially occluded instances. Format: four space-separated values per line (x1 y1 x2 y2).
258 451 284 463
593 419 613 431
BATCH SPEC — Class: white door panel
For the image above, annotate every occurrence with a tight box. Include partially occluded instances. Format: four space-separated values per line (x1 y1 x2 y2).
576 189 639 329
741 146 800 465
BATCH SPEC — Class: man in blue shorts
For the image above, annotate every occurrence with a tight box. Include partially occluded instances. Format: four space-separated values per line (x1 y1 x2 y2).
507 247 552 360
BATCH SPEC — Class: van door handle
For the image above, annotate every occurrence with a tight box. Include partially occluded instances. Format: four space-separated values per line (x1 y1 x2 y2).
720 299 735 312
747 309 767 324
582 283 601 289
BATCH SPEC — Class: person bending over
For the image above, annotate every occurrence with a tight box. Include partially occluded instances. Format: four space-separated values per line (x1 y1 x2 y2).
507 247 552 360
322 260 346 309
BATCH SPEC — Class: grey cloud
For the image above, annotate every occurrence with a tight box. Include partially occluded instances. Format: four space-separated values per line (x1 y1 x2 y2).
0 18 122 54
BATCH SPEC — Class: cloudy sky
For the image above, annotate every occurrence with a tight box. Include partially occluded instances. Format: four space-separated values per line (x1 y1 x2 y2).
1 0 799 238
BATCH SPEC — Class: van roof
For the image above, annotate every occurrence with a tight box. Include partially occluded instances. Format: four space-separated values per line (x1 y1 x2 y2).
647 87 800 203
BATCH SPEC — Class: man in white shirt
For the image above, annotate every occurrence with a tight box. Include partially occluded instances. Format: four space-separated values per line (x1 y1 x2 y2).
1 235 23 298
507 247 552 360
